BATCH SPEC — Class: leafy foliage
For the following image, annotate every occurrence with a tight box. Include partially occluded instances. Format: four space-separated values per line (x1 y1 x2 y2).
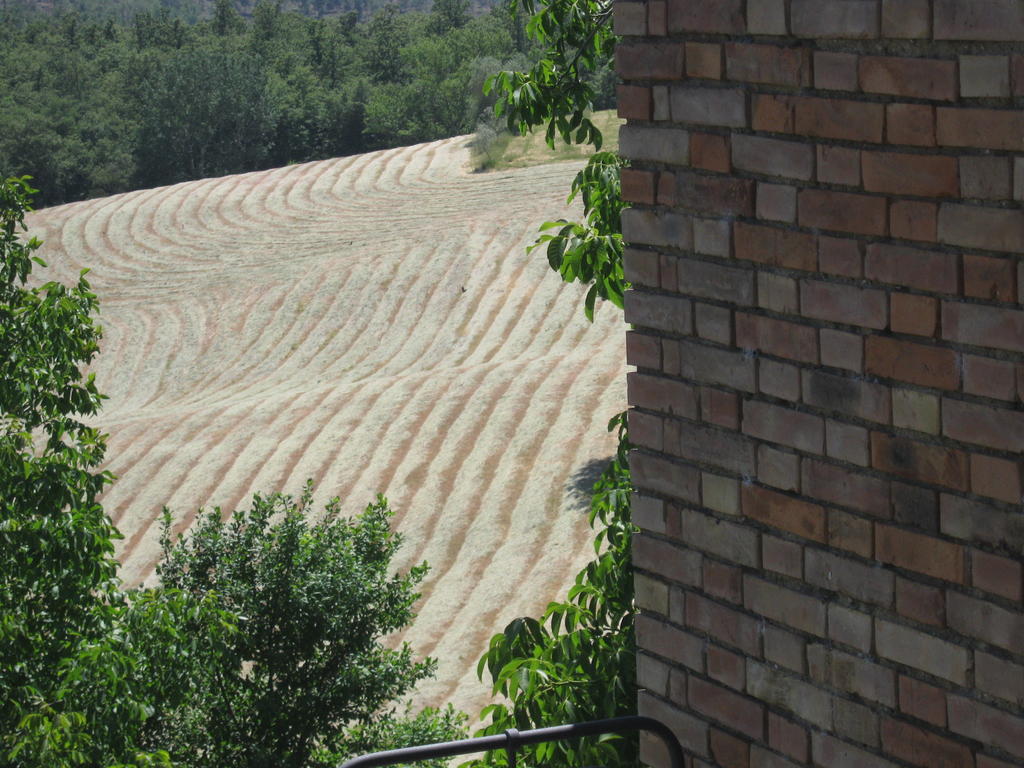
471 415 634 768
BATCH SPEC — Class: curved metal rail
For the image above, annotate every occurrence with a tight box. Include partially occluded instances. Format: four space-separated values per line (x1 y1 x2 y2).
339 715 683 768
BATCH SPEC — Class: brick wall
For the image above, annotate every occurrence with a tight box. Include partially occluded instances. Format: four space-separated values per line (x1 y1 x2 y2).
616 2 1024 767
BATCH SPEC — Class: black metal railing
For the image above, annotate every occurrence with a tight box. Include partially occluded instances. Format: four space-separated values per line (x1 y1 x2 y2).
339 715 684 768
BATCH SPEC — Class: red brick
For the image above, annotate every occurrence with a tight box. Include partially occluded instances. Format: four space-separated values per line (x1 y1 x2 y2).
890 200 937 242
686 593 761 656
638 691 709 759
963 354 1018 400
690 133 730 172
943 397 1024 453
890 293 937 336
725 42 810 87
675 172 753 217
768 715 808 762
703 559 742 603
667 0 744 33
657 171 675 206
882 0 931 38
624 248 660 288
762 534 803 578
870 432 969 490
816 145 860 185
617 85 652 120
647 0 667 35
636 614 705 671
791 0 879 37
859 56 957 101
710 728 749 768
886 102 935 146
634 533 703 586
613 2 646 34
798 189 887 236
876 618 970 684
752 94 796 133
862 151 959 197
877 524 965 582
814 51 859 91
632 451 702 504
627 331 661 369
898 675 947 727
795 97 884 142
621 169 657 205
881 718 974 768
685 42 722 79
745 575 826 635
742 484 826 542
865 336 959 390
972 548 1023 602
937 107 1024 151
934 0 1024 41
948 695 1024 759
800 279 887 329
803 459 889 516
736 313 817 363
690 676 764 740
979 757 1018 768
670 85 747 128
964 254 1017 302
628 372 699 419
756 183 796 223
707 644 745 690
938 203 1024 254
701 387 739 429
865 243 959 294
818 236 862 278
630 410 664 451
942 301 1024 353
616 43 686 80
970 453 1023 505
731 134 814 180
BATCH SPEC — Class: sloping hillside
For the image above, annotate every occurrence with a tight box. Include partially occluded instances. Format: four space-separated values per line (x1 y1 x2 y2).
27 135 626 716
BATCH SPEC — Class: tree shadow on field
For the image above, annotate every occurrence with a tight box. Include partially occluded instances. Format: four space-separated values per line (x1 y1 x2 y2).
565 456 613 512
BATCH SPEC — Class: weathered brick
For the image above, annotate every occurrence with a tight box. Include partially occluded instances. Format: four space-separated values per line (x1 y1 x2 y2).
622 208 694 249
960 155 1012 200
686 593 762 656
693 217 731 257
828 603 872 652
814 52 859 91
630 410 664 451
976 651 1024 706
806 548 895 606
947 590 1024 654
876 618 970 684
865 336 960 390
670 85 747 128
947 695 1024 759
762 534 803 578
862 151 958 197
681 508 759 567
882 0 931 38
833 698 879 748
881 718 974 768
635 572 670 614
618 85 653 120
758 272 798 314
769 713 808 763
676 171 754 216
876 524 965 582
896 577 945 626
620 169 657 205
891 481 936 532
613 1 646 35
802 369 891 423
669 338 756 391
725 42 810 87
820 329 864 373
970 453 1023 505
624 290 692 336
685 42 722 80
748 660 833 730
934 0 1024 41
764 625 806 673
937 107 1024 152
938 203 1024 254
972 549 1023 602
638 690 710 758
886 103 935 146
759 358 800 401
667 0 744 33
734 222 817 271
753 93 797 133
670 420 758 476
890 200 938 242
829 508 874 557
964 254 1017 303
637 651 671 695
963 354 1018 400
757 444 800 492
899 675 947 726
798 189 887 236
942 397 1024 452
620 125 691 164
632 451 702 503
617 42 686 80
633 493 667 534
870 432 969 490
747 0 787 34
736 313 818 363
890 293 937 337
624 248 660 288
627 331 662 370
701 389 740 430
634 533 703 585
689 132 730 171
791 0 879 37
689 675 764 739
637 614 705 669
801 280 887 329
892 388 940 435
940 492 1024 554
817 144 861 185
695 302 731 344
647 0 667 35
731 134 814 181
942 301 1024 353
859 56 957 101
803 459 889 516
794 97 884 143
809 645 896 706
745 575 826 635
743 399 824 454
703 558 743 602
743 484 826 542
865 243 959 294
710 728 749 768
628 372 699 419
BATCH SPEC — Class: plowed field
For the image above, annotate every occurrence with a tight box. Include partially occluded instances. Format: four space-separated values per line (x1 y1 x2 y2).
26 135 626 716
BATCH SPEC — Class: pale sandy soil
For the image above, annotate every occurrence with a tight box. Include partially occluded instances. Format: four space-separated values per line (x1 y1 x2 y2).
26 136 627 719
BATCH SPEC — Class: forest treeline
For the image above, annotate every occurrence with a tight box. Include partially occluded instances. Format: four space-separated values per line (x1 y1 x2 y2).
0 0 615 207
